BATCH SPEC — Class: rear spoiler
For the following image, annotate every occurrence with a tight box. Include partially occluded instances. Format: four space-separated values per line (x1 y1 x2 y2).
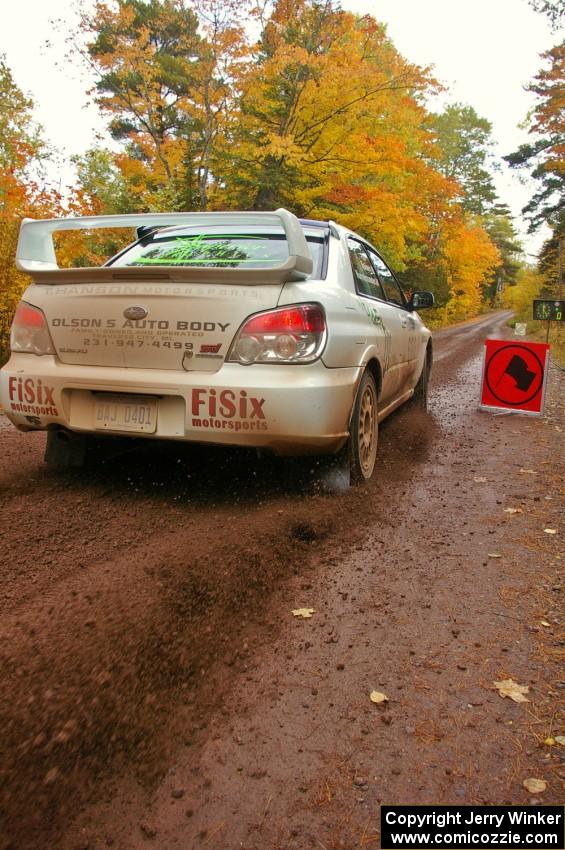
16 209 313 284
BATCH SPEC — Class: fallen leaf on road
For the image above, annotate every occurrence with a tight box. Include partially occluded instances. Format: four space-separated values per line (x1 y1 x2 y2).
292 608 315 619
544 528 557 534
544 737 555 746
540 620 551 627
555 736 565 746
473 476 487 483
522 778 546 794
370 690 389 704
493 679 530 703
488 553 502 559
519 469 537 474
504 507 523 514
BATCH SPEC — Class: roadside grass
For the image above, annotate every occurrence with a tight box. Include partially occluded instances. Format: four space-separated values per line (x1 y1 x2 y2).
506 314 565 367
424 306 494 331
428 301 565 364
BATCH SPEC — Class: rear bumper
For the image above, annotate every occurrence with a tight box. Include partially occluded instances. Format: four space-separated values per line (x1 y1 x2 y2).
0 355 360 456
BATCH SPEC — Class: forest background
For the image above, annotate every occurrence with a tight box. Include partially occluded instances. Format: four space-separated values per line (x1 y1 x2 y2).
0 0 563 365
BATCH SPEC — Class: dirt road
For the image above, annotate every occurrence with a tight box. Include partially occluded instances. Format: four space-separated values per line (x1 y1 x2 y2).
0 311 563 850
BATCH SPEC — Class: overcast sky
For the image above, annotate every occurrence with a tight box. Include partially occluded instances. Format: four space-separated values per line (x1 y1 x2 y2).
1 0 560 255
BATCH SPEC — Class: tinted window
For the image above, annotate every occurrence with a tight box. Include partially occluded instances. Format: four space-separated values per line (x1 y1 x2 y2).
348 239 385 300
110 228 324 279
369 251 406 307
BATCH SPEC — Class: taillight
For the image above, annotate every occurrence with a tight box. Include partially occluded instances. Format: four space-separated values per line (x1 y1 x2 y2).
228 304 326 365
10 301 55 355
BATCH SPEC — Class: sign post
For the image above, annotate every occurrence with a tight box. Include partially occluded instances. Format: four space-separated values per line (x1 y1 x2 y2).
480 339 550 416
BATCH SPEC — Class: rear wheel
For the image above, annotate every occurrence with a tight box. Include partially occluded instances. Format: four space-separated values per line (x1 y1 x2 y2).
313 370 378 492
349 370 378 484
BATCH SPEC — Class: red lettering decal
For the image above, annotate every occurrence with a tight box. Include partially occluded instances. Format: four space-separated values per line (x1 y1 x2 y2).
239 390 247 418
209 389 217 417
23 379 35 404
42 385 55 405
8 376 17 401
249 397 265 419
192 388 206 416
219 390 236 418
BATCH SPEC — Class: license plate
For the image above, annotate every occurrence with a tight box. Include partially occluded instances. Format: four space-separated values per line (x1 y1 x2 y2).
94 395 157 433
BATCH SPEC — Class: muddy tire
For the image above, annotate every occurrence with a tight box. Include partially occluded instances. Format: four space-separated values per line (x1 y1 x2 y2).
348 370 378 484
411 352 430 412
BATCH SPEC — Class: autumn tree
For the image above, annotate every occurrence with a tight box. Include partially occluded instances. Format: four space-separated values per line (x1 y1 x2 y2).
186 0 250 209
83 0 202 203
529 0 564 30
428 103 499 216
505 42 564 235
436 216 500 318
481 204 523 299
218 0 456 264
76 0 502 318
506 39 564 296
0 56 58 363
78 0 247 211
502 266 544 320
0 55 46 215
72 147 135 214
538 229 564 295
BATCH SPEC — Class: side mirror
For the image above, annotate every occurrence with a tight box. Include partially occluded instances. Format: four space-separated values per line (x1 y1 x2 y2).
409 291 434 311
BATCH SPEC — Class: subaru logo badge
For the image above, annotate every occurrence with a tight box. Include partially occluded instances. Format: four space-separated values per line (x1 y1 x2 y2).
123 305 148 320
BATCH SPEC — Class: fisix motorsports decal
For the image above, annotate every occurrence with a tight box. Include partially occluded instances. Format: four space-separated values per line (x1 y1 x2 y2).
6 377 59 418
191 388 268 432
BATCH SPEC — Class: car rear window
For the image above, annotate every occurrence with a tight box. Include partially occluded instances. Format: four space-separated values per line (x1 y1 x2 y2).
109 226 325 278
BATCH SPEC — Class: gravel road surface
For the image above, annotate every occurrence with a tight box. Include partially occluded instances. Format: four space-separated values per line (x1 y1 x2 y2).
0 311 563 850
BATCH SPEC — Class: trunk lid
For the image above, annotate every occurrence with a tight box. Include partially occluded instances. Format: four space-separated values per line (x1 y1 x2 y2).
28 277 283 373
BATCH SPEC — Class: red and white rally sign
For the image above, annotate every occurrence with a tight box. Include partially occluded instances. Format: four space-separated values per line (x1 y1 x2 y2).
480 339 550 415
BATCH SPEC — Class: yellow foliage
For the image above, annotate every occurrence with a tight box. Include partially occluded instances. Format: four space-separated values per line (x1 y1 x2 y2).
0 216 28 362
439 216 500 319
503 267 544 318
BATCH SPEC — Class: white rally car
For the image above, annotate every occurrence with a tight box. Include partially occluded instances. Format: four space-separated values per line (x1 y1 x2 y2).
0 209 433 483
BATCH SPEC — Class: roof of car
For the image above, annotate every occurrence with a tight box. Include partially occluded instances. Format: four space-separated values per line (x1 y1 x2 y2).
136 219 331 241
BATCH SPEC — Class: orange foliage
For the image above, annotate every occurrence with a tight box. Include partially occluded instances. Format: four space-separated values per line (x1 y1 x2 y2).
439 216 500 318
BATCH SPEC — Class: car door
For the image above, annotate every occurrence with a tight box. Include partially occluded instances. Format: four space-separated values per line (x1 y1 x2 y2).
347 238 404 405
367 249 417 389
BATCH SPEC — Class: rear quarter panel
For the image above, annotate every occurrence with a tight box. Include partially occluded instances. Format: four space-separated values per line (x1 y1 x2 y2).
278 234 388 372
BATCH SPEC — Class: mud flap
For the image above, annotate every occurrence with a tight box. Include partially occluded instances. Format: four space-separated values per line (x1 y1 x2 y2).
45 428 88 467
